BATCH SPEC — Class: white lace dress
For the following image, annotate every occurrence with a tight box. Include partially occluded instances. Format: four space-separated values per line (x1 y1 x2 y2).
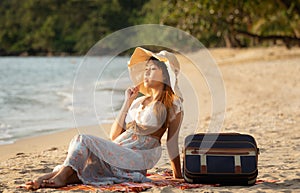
56 96 183 186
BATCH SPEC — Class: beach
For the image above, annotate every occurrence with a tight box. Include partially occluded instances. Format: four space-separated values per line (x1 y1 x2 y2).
0 46 299 192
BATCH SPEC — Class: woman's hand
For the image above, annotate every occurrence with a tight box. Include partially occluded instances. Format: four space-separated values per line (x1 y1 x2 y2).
173 173 183 179
125 86 139 103
110 86 139 141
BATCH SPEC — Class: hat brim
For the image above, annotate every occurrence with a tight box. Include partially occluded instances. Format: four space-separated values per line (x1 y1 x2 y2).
128 47 168 67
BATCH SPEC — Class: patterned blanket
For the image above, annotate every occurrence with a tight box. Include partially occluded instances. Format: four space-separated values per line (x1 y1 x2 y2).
58 170 278 192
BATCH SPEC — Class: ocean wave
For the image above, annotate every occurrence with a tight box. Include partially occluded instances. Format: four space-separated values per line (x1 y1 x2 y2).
95 78 131 92
56 91 72 100
0 122 11 129
0 140 14 145
56 91 73 112
0 123 13 141
2 95 46 107
0 133 13 140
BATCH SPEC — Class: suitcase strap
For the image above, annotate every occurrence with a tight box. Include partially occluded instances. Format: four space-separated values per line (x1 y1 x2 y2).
185 148 256 174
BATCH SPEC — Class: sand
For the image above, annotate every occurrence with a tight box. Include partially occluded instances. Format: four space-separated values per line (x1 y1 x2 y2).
0 46 299 192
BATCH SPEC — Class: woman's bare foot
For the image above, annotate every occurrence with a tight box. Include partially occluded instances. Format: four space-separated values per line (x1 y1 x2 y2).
20 179 40 190
18 171 58 190
41 166 74 188
42 175 67 188
18 166 80 189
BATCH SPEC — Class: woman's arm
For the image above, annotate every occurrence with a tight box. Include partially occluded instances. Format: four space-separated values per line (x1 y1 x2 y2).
166 111 183 178
110 86 139 141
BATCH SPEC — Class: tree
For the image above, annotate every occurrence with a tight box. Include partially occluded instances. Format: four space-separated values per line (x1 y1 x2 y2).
142 0 300 48
0 0 299 55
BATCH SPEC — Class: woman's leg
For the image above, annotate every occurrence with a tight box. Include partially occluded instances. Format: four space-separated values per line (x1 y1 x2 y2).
66 171 82 184
42 134 92 187
20 134 88 190
22 166 82 189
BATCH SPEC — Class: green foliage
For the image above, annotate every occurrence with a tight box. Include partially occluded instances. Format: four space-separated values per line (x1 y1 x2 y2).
0 0 299 55
149 0 300 48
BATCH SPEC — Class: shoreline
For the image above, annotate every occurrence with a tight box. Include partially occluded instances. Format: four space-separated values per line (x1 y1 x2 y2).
0 128 77 162
0 124 112 162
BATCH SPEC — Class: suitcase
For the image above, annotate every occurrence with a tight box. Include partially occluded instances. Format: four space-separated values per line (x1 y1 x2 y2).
183 133 259 185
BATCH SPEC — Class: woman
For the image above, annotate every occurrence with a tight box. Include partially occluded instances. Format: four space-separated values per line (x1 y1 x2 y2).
23 47 184 190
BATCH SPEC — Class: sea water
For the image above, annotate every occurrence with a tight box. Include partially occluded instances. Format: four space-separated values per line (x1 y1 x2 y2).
0 56 130 145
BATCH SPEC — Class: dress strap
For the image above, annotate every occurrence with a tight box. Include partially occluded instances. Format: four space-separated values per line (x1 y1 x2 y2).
125 121 161 142
126 121 146 133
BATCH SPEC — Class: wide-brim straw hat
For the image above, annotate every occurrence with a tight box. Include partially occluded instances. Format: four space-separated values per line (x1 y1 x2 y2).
128 47 183 100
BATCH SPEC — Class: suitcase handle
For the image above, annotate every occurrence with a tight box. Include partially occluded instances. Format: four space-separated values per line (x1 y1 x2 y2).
185 148 256 155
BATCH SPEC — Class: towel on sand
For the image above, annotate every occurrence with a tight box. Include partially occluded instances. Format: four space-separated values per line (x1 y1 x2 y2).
58 169 278 192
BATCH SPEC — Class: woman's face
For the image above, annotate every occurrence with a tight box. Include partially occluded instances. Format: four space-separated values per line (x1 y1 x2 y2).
143 61 164 89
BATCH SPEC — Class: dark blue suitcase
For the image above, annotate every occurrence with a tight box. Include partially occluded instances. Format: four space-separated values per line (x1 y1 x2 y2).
183 133 259 185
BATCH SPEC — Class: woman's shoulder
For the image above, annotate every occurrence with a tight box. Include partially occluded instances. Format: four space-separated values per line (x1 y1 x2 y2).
170 96 183 115
168 96 183 122
172 96 183 108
